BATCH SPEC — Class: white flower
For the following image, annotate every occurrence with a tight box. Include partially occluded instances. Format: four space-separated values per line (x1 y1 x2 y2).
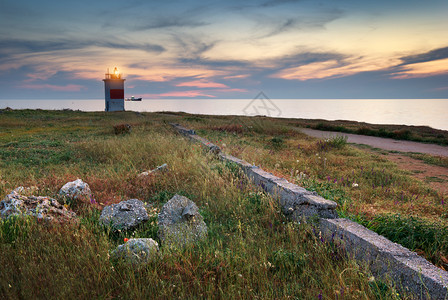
352 183 359 188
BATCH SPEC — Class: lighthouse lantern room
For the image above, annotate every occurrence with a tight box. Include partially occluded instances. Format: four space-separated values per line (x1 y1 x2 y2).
103 67 125 112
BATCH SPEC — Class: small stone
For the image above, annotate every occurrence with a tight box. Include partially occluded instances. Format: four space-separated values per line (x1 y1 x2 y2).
99 199 149 231
158 194 207 249
138 163 169 178
58 179 92 202
111 238 159 265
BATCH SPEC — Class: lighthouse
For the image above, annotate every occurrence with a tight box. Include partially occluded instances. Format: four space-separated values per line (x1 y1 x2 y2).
103 67 125 112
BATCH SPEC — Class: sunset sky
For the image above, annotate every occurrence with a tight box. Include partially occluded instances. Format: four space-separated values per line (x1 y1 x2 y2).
1 0 448 99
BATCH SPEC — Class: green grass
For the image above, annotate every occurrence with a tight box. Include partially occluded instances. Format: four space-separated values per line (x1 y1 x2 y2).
408 153 448 168
1 109 442 298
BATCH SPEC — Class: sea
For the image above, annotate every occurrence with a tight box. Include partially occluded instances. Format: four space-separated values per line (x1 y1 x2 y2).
1 99 447 131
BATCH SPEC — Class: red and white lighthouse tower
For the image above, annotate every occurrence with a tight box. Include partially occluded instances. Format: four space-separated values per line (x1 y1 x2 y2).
103 67 125 112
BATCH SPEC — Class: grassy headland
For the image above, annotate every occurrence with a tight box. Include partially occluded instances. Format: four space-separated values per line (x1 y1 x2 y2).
0 109 446 299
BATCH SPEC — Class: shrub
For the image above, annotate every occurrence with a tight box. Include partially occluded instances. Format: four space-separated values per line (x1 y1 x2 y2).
271 136 284 150
113 124 132 135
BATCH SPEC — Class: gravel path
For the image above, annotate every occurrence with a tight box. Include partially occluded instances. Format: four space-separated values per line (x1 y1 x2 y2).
299 128 448 157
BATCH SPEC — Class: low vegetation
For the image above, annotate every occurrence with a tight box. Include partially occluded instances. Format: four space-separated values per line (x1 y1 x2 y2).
286 118 448 146
1 109 446 298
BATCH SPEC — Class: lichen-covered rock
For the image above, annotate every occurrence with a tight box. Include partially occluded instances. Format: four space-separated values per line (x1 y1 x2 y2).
99 199 149 231
0 190 76 221
111 238 159 265
58 179 92 201
158 194 207 248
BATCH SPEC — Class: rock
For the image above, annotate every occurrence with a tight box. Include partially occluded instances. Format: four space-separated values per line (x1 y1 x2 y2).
99 199 149 230
58 179 92 202
0 190 76 222
158 194 207 248
111 238 159 265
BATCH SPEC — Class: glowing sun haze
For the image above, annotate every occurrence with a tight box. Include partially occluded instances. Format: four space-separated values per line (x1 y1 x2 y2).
1 0 447 99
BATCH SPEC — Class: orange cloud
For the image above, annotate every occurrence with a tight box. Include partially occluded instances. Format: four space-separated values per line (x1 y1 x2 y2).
391 58 448 79
20 83 84 92
138 90 216 98
272 57 400 81
176 80 228 88
223 74 250 79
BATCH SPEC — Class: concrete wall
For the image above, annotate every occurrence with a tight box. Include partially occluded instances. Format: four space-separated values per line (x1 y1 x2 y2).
171 123 448 299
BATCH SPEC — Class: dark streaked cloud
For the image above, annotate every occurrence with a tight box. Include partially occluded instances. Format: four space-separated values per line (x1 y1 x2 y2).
268 51 347 69
257 8 344 38
0 38 165 55
262 0 304 7
401 46 448 65
133 17 208 30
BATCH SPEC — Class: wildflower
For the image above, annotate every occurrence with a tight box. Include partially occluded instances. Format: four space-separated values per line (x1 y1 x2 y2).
124 238 129 242
90 195 96 204
318 291 322 300
352 183 359 188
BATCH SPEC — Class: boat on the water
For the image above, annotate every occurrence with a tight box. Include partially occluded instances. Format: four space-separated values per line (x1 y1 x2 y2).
125 96 142 101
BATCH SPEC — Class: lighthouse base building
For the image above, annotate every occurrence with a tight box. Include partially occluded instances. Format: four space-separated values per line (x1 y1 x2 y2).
103 67 125 112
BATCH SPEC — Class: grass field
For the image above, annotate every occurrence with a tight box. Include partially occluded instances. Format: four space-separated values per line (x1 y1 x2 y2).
1 109 446 299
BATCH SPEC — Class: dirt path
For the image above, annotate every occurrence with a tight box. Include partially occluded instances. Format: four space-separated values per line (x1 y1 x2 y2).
299 128 448 157
299 127 448 196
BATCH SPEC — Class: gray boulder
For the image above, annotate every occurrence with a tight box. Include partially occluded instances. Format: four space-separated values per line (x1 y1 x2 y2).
158 194 207 248
59 179 92 201
111 238 159 265
0 189 76 221
99 199 149 230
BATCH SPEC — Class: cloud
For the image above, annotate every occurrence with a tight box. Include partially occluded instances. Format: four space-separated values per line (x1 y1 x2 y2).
223 74 250 79
391 58 448 79
134 17 208 30
272 56 400 80
261 0 303 7
0 38 165 55
400 46 448 65
260 10 343 38
176 80 228 88
138 90 216 98
20 83 84 92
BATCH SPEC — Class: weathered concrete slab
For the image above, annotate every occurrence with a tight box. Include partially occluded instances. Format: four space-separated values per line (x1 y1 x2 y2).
171 123 196 136
319 218 448 299
244 167 338 219
218 153 255 172
171 123 221 153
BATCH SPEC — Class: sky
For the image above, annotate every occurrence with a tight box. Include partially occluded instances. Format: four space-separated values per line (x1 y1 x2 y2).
1 0 448 99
